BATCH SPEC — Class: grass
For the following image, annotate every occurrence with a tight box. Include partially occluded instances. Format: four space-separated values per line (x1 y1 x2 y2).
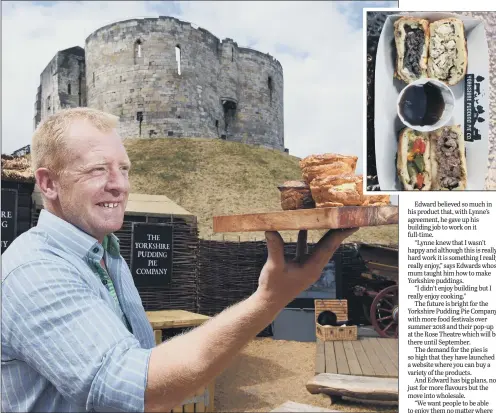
124 137 398 245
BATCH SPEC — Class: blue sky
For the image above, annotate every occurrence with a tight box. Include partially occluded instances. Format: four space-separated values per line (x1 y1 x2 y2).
1 0 398 171
337 1 396 28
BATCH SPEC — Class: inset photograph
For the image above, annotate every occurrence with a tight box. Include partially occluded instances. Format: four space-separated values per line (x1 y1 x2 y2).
365 11 493 191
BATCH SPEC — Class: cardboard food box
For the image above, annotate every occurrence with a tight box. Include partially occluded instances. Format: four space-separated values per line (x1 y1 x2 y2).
373 12 489 191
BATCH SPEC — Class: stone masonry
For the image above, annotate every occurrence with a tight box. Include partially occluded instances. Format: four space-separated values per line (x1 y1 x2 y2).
34 46 86 130
35 16 284 151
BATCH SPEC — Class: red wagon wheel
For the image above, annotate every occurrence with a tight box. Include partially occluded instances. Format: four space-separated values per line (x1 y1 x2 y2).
370 285 398 338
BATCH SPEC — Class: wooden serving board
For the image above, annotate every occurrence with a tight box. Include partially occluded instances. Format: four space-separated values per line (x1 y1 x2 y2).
213 206 398 233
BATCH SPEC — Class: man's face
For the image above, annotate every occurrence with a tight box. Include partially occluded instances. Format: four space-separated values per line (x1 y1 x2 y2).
55 120 131 242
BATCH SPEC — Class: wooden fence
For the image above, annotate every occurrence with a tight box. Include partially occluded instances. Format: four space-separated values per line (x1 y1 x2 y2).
28 208 373 329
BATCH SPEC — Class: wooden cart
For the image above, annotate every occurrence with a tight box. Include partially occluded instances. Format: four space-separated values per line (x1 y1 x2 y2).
353 243 399 338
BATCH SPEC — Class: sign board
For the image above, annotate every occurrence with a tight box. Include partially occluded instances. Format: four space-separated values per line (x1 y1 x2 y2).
1 189 18 254
130 223 173 287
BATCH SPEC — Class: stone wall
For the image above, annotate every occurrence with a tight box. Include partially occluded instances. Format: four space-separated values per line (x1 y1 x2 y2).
83 16 284 149
35 54 58 129
234 48 283 149
57 47 86 111
34 46 86 130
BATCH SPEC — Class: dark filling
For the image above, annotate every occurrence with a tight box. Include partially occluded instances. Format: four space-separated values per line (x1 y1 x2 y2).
436 130 462 190
403 25 425 77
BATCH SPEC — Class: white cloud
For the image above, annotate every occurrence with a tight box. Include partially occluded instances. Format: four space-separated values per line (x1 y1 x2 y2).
177 1 366 172
1 1 160 154
1 0 393 177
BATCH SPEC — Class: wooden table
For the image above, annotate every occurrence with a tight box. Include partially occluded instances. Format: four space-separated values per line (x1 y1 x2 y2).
146 310 215 412
315 337 398 378
271 401 342 412
307 373 398 404
145 310 214 411
146 310 211 344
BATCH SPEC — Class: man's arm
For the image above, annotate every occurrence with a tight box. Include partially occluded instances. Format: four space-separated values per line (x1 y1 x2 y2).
145 228 357 412
2 259 152 412
146 289 279 411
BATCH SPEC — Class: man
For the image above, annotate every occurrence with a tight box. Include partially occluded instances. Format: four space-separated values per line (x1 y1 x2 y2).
1 107 357 412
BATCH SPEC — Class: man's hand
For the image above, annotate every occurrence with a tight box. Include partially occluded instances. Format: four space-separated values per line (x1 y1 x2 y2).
256 228 358 308
146 227 357 412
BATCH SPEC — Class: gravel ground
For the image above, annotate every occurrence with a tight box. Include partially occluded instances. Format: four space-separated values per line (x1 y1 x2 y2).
214 338 398 413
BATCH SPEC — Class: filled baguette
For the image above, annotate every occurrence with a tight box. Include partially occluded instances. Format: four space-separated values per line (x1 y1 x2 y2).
427 18 467 86
430 125 467 190
394 17 430 83
397 128 432 191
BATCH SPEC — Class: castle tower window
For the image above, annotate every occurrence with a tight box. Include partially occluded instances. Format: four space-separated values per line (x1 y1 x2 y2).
268 76 273 102
232 46 234 62
46 95 51 113
175 45 181 75
68 83 71 95
134 40 143 64
137 111 143 137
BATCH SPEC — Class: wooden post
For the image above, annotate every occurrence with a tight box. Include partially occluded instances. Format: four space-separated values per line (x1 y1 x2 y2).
295 230 308 261
154 330 162 345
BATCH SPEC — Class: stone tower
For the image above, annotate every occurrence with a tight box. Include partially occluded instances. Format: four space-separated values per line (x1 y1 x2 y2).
34 46 86 130
35 16 285 151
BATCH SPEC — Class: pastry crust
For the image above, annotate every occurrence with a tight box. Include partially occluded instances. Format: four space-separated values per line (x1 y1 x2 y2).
300 153 358 185
278 180 315 210
316 201 346 208
277 180 310 190
362 194 391 206
430 125 467 190
299 153 358 170
394 17 430 83
355 175 364 197
302 163 357 185
427 18 467 86
310 174 362 207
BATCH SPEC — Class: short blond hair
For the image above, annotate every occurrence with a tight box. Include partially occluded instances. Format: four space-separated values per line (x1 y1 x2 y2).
31 107 119 174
